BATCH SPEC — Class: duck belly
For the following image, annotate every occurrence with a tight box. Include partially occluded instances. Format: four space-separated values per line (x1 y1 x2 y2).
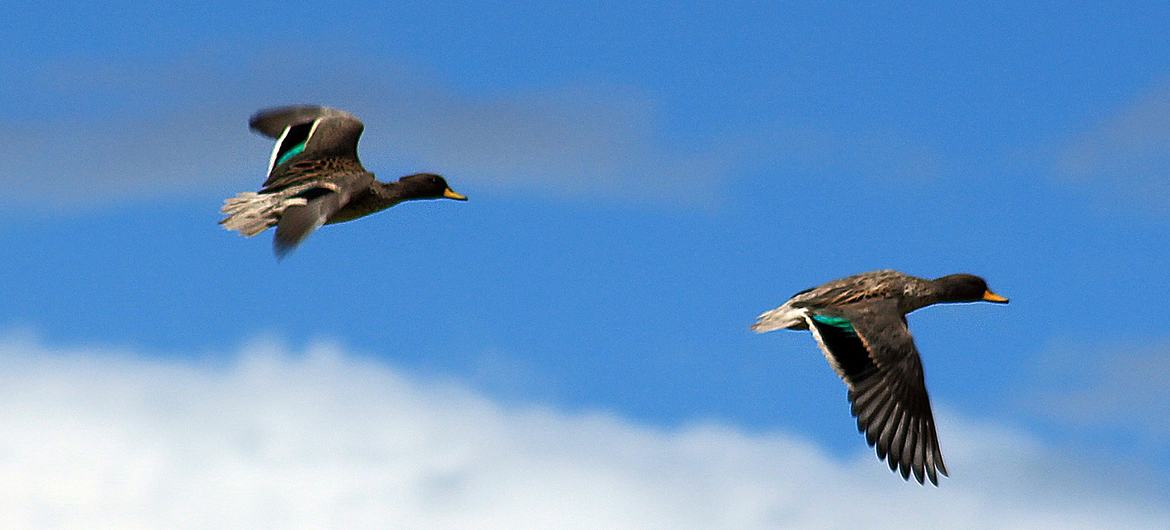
326 192 399 225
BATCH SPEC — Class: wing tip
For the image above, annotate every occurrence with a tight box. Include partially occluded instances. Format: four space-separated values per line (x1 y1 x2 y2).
249 105 358 138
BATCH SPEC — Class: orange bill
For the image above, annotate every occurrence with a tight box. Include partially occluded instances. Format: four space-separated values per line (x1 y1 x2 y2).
982 290 1009 303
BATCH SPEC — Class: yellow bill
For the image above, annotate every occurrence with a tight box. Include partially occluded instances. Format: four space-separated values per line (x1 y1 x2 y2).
982 290 1009 303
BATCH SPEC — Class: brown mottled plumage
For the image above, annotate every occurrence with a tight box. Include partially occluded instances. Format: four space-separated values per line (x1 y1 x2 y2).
220 105 467 258
752 270 1009 485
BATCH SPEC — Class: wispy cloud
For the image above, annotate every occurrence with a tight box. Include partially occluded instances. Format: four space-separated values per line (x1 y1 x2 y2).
0 53 726 212
2 51 956 215
0 335 1164 529
1032 339 1170 439
1056 78 1170 212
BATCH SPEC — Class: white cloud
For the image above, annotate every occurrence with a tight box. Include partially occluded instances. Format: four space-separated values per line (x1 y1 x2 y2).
0 54 726 212
0 335 1165 529
1056 78 1170 210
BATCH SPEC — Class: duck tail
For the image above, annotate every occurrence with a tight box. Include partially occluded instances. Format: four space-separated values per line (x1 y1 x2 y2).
751 304 805 333
219 191 304 237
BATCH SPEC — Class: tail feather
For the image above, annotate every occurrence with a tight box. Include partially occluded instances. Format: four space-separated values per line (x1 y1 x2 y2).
219 191 305 237
751 303 807 333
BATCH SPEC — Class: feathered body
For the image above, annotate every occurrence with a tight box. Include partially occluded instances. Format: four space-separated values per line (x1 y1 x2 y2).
220 105 466 257
752 270 1008 485
752 270 951 333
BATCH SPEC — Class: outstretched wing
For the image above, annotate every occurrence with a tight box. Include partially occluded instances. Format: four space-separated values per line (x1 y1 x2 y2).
247 106 367 190
804 299 948 485
249 106 359 138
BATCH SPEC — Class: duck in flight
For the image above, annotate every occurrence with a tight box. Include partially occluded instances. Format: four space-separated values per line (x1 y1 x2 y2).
751 270 1009 485
220 105 467 257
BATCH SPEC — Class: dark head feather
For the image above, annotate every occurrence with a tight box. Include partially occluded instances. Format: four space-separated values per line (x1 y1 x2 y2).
932 273 1006 303
396 173 467 201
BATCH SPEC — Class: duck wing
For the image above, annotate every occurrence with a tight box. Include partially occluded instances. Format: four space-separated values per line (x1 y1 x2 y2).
248 105 369 190
803 299 947 485
244 106 375 256
271 170 373 258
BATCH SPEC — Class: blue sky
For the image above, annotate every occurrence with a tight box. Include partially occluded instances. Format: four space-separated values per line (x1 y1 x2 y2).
3 2 1170 527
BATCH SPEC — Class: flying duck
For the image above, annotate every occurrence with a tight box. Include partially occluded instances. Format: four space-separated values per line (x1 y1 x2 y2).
751 270 1009 485
220 105 467 257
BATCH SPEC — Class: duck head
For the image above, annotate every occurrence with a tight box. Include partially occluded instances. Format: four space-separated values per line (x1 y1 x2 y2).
398 173 468 201
932 273 1009 304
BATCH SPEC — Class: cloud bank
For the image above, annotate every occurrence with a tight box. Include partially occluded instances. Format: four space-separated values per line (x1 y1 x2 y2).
0 336 1165 529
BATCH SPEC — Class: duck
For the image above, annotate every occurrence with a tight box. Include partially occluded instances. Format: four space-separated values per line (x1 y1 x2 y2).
220 105 467 257
751 270 1009 485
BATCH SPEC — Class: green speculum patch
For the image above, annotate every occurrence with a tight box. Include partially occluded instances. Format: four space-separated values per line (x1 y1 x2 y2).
274 121 314 167
811 314 855 332
276 143 306 165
